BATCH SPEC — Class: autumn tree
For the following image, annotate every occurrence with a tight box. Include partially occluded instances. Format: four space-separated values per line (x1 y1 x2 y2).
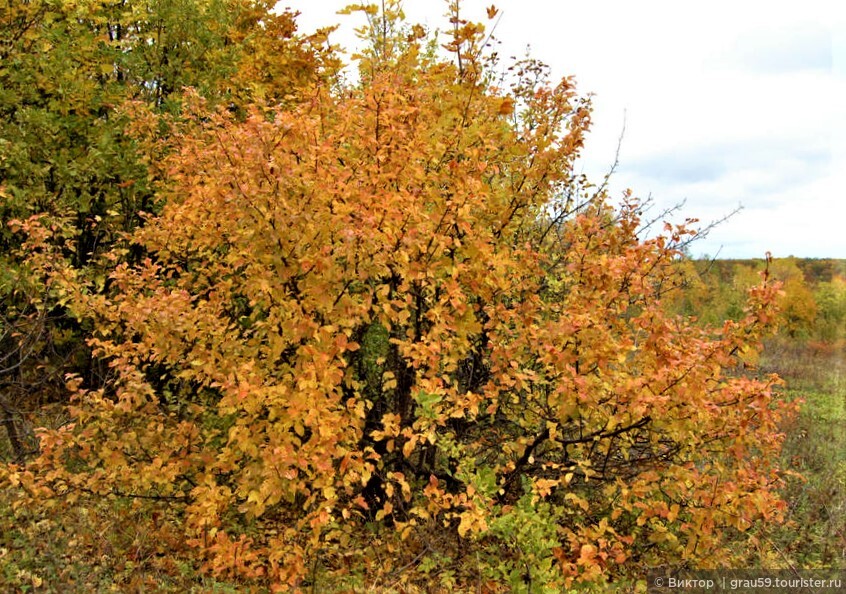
769 259 817 339
5 2 794 590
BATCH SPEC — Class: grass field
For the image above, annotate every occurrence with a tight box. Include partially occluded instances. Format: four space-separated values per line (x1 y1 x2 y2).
762 339 846 570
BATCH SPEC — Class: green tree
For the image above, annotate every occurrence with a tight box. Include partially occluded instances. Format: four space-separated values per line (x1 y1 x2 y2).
813 276 846 343
0 0 329 460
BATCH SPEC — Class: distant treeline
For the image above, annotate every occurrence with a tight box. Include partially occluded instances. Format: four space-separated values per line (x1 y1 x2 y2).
701 258 846 286
668 257 846 343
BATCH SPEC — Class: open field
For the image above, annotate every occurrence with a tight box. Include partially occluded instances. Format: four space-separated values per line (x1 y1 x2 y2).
763 340 846 570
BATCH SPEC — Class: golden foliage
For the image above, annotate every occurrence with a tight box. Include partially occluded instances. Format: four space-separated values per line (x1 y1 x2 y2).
4 3 796 590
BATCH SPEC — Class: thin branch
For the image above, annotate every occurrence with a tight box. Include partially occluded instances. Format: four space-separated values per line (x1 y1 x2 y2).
593 108 627 200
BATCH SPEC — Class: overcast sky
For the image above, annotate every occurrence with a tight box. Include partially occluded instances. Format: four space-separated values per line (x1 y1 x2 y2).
281 1 845 259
